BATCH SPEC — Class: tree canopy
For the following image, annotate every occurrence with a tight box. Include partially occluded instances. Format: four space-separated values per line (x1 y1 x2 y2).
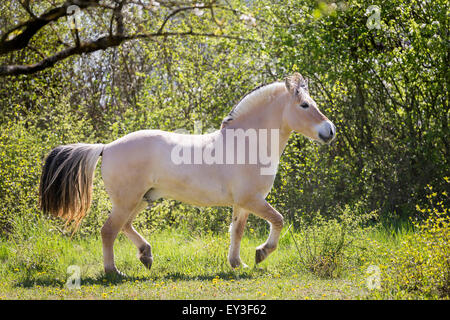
0 0 448 235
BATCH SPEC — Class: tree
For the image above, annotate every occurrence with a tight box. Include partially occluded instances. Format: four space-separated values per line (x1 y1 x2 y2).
0 0 255 76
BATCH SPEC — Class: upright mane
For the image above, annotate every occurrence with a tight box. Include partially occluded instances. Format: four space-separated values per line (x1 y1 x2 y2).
221 82 285 128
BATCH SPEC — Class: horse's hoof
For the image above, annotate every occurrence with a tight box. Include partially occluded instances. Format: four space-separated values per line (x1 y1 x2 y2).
138 244 153 270
139 255 153 270
229 259 248 269
105 268 127 279
229 256 242 269
255 247 267 264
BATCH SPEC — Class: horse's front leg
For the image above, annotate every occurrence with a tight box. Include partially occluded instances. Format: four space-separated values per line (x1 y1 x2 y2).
240 197 284 264
228 206 249 268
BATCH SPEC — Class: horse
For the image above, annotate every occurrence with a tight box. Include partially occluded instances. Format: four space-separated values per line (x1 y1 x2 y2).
39 72 336 276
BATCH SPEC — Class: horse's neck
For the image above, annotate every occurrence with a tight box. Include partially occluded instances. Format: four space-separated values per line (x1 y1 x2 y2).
224 101 292 155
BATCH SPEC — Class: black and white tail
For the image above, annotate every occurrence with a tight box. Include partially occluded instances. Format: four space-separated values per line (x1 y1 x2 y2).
39 143 104 231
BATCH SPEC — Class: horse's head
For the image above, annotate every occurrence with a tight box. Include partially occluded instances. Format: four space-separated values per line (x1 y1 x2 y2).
283 73 335 144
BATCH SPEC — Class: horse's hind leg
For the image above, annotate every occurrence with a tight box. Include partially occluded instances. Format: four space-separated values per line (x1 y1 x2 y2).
228 206 249 268
122 201 153 270
101 204 136 276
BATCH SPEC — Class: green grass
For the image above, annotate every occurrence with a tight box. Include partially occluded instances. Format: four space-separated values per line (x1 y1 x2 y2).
0 214 412 300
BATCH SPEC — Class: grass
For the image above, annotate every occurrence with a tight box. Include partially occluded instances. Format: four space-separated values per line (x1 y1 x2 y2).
0 214 412 300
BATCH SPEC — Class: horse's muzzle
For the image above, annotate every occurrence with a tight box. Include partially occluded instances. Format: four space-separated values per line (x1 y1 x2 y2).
318 121 336 144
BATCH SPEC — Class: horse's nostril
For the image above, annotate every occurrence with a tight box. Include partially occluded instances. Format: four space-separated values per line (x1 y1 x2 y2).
328 122 336 138
318 121 335 143
318 132 332 143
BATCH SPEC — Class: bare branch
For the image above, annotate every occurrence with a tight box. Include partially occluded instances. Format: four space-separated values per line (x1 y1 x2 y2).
0 0 100 55
157 5 209 35
0 1 258 77
19 0 36 18
128 30 254 43
0 30 254 77
0 35 123 76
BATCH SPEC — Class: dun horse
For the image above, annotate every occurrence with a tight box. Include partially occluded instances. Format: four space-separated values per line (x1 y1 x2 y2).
39 73 336 276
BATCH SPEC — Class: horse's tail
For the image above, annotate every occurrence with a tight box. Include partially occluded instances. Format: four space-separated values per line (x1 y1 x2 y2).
39 143 104 232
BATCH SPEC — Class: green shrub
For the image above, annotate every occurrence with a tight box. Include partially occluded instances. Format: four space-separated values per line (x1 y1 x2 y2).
265 0 449 221
376 182 449 299
0 0 447 241
0 99 97 237
292 203 377 278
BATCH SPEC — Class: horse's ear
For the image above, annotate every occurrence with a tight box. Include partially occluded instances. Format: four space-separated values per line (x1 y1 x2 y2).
302 77 309 93
285 72 308 96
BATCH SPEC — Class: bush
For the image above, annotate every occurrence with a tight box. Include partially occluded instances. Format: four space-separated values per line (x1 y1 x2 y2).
376 182 449 299
0 0 447 240
264 0 449 221
0 99 97 237
292 203 377 278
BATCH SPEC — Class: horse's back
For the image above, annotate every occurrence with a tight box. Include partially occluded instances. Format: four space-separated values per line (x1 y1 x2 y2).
100 130 233 206
100 129 275 207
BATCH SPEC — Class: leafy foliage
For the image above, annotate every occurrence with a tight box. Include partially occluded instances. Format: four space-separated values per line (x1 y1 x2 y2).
263 0 448 221
291 204 377 278
374 182 450 299
0 0 448 238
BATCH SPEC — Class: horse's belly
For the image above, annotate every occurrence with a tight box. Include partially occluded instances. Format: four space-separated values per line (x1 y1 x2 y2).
146 168 233 207
149 184 232 207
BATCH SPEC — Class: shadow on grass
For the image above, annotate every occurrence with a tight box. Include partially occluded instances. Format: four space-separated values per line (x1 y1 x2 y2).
13 267 266 289
13 272 149 289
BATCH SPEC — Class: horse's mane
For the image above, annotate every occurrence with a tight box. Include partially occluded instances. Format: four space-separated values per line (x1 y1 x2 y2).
221 82 285 128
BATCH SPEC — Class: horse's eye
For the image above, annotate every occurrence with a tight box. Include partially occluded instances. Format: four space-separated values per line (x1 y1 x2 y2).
300 102 309 109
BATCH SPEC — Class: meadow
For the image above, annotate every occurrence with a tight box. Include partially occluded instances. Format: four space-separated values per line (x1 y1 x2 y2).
0 221 383 300
1 204 447 300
